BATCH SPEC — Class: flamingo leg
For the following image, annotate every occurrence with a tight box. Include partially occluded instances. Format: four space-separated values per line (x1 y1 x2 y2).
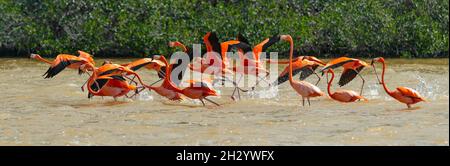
200 99 206 106
80 72 92 92
204 97 220 106
307 97 311 106
302 96 305 107
357 72 365 96
314 71 321 85
231 74 244 100
127 75 137 85
150 78 163 86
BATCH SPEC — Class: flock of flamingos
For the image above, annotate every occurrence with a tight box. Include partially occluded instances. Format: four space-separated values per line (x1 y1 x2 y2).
30 32 426 109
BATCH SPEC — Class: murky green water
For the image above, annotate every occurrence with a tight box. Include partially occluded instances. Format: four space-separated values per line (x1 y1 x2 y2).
0 58 448 145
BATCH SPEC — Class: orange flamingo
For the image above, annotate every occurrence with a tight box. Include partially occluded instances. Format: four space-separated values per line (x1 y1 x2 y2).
325 69 367 102
85 64 142 100
371 57 426 108
320 57 369 96
283 35 324 106
150 55 219 106
30 50 95 78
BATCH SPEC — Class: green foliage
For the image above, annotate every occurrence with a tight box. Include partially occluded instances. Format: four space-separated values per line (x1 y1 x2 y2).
0 0 448 58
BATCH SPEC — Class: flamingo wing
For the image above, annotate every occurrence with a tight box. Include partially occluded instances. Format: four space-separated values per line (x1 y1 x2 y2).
299 67 314 81
43 55 83 78
321 57 355 71
254 35 281 59
396 87 425 100
337 66 364 86
88 78 109 98
237 33 250 45
273 68 303 85
127 58 154 71
226 41 253 54
205 32 222 55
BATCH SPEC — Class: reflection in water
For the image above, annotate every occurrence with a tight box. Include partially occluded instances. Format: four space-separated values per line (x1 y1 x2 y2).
0 58 448 145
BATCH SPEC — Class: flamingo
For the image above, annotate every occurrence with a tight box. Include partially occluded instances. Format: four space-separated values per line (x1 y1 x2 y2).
283 35 324 106
30 50 95 78
320 57 369 96
325 69 367 102
198 32 249 100
371 57 426 108
85 64 143 100
150 55 219 106
80 58 165 96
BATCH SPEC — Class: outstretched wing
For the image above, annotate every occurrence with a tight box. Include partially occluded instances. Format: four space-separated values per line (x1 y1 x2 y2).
299 68 314 81
237 33 250 45
227 41 253 54
338 69 358 87
126 58 154 71
337 66 364 87
273 68 303 85
43 55 82 78
320 57 355 72
254 35 281 59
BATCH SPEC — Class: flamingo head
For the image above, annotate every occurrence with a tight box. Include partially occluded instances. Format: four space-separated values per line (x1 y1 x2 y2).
30 53 40 59
168 41 182 47
280 35 293 42
79 62 95 72
371 57 385 65
102 60 112 66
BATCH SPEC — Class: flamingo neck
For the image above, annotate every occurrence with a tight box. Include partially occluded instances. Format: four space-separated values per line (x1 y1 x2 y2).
87 70 101 95
327 71 334 97
175 43 188 53
160 57 183 93
288 39 294 83
34 55 52 64
380 61 392 95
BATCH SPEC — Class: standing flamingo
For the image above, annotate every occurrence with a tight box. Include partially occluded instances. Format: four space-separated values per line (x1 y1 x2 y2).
325 69 367 102
320 57 369 96
371 57 426 108
30 50 95 78
283 35 324 106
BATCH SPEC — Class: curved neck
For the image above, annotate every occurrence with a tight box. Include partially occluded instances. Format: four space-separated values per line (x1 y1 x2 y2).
174 42 188 53
327 70 334 96
159 56 183 93
380 61 392 95
87 70 101 95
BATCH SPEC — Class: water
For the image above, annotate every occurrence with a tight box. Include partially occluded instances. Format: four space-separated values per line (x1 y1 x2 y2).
0 58 448 145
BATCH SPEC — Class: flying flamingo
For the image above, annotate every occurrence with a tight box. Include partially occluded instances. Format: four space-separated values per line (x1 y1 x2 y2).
320 57 369 96
150 55 219 106
325 69 367 102
30 50 95 78
283 35 324 106
371 57 426 108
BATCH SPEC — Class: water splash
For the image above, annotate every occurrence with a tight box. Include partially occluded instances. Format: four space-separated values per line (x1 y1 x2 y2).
136 91 154 101
247 86 279 99
367 84 380 99
415 75 447 100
